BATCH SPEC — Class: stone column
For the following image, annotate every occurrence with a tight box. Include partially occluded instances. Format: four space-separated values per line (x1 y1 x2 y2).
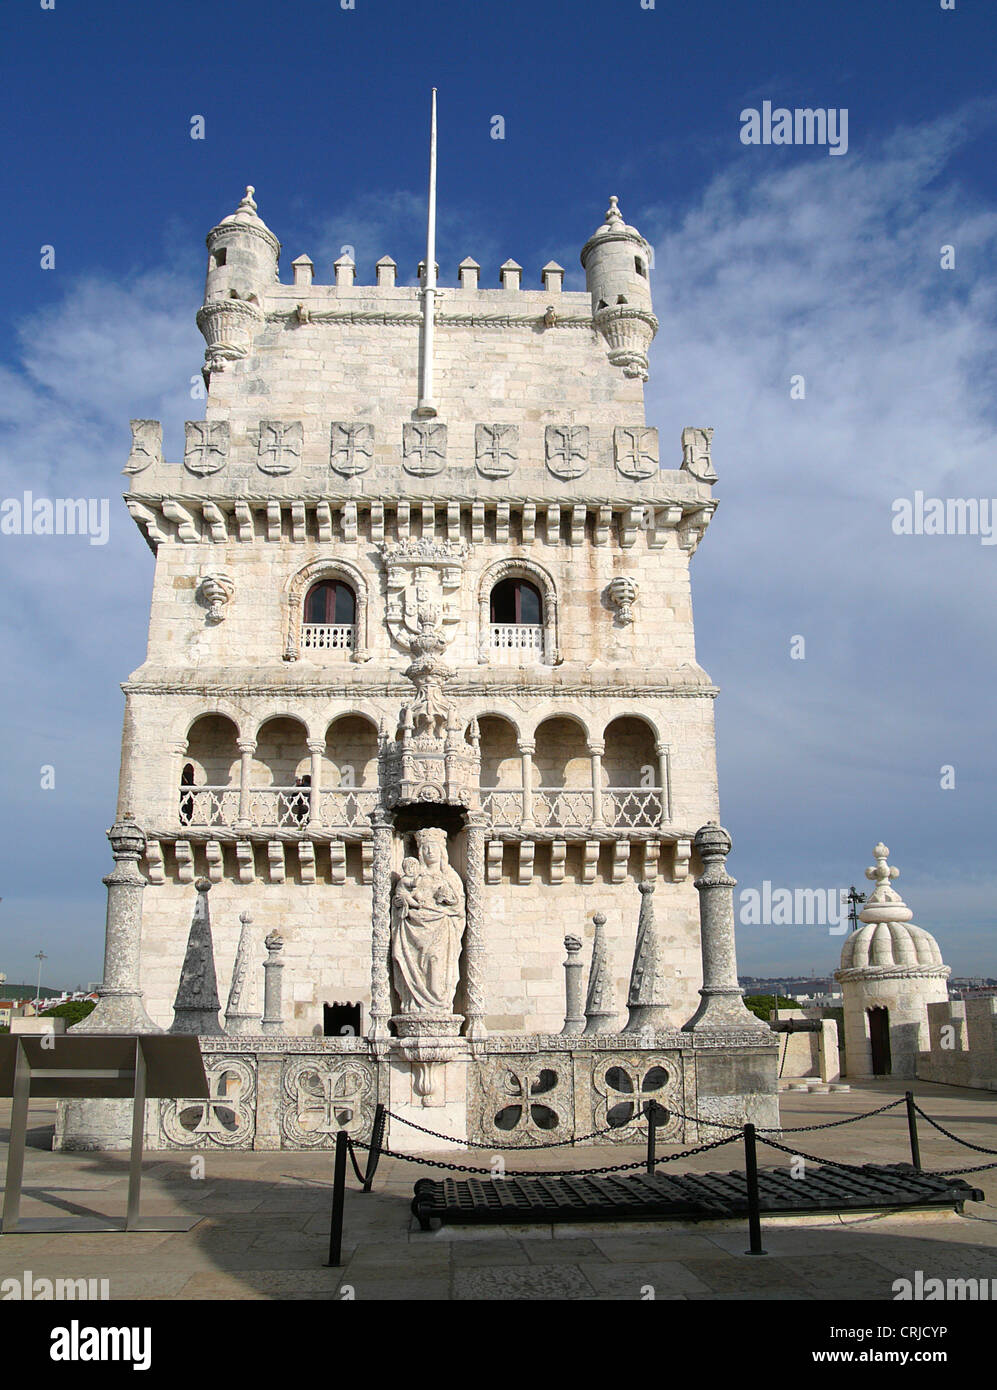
544 594 559 665
261 930 285 1035
655 741 670 825
235 739 256 829
561 934 585 1034
353 587 368 662
306 738 324 828
73 819 160 1034
589 740 606 828
171 739 188 824
477 589 490 663
682 822 769 1035
462 813 488 1040
518 741 536 829
367 813 394 1042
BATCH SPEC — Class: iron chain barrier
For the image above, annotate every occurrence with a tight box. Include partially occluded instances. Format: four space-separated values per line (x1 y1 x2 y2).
385 1094 908 1150
912 1101 997 1157
347 1128 740 1180
321 1091 997 1265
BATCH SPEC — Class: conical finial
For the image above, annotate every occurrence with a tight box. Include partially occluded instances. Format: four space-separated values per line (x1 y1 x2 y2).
169 878 224 1036
583 912 616 1034
622 880 669 1033
605 195 623 225
225 910 261 1035
237 185 257 215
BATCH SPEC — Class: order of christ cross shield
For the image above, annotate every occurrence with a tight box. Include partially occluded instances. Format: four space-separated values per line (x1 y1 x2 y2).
184 421 230 476
403 422 447 477
330 422 374 477
124 419 163 475
257 419 302 475
545 425 589 480
614 426 659 480
475 423 519 479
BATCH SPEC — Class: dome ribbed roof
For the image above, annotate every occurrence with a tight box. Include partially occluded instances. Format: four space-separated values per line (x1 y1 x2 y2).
840 920 944 971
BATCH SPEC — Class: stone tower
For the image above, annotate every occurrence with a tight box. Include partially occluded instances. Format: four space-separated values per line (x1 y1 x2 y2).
836 843 950 1079
115 180 722 1046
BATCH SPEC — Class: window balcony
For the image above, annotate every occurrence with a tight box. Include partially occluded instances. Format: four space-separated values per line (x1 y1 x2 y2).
317 788 380 827
479 789 526 828
532 789 595 829
301 623 355 652
175 785 664 834
602 788 665 829
176 784 379 831
489 623 544 665
480 787 664 831
244 787 311 828
178 786 240 828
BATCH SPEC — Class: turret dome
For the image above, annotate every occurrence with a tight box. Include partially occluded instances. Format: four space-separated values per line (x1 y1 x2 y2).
840 920 944 972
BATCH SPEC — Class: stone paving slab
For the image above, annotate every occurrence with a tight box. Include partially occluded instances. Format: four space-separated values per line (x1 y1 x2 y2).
3 1080 997 1301
453 1264 595 1300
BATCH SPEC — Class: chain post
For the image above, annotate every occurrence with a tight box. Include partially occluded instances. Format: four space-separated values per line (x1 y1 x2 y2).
324 1129 348 1267
644 1101 657 1174
743 1123 766 1256
905 1090 922 1171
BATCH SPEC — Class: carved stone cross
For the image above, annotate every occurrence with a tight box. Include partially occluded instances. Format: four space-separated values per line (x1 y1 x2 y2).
330 422 374 477
475 423 518 478
545 425 589 479
403 422 447 476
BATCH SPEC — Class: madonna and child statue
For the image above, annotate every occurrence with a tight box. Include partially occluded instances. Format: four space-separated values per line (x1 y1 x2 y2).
390 826 466 1018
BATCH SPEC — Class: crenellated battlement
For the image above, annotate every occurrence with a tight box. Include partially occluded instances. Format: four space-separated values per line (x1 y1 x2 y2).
282 251 570 296
196 187 659 410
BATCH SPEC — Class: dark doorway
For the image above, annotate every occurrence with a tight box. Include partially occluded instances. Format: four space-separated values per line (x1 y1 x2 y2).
391 804 466 841
868 1006 892 1075
324 1001 363 1037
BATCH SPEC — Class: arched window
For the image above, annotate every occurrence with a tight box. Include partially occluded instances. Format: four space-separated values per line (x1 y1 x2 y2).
489 578 544 661
302 580 357 651
490 578 541 626
305 580 356 625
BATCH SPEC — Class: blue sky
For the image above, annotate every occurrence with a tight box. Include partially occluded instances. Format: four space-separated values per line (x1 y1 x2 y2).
1 0 996 989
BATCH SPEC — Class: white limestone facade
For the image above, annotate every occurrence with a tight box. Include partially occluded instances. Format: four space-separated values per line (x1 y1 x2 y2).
119 187 723 1038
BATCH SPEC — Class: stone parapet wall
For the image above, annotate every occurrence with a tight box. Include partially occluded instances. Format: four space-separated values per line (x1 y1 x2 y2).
918 997 997 1091
55 1033 777 1153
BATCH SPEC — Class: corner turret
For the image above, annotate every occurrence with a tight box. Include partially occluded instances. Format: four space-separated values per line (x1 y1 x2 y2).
197 186 280 379
580 196 658 381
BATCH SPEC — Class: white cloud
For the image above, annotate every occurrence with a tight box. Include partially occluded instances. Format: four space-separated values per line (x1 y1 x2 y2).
0 268 200 982
641 109 997 974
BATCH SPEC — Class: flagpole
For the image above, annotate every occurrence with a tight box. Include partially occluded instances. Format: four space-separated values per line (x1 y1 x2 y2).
416 88 438 417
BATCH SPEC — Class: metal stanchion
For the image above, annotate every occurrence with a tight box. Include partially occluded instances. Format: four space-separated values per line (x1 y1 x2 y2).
644 1101 658 1174
363 1103 386 1193
325 1129 348 1267
905 1090 922 1171
743 1123 766 1255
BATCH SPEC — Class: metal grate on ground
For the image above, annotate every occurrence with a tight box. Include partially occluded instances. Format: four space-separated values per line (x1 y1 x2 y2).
410 1164 984 1230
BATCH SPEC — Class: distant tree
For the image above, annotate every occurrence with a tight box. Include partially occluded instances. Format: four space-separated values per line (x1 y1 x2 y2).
41 1000 96 1027
743 994 798 1022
